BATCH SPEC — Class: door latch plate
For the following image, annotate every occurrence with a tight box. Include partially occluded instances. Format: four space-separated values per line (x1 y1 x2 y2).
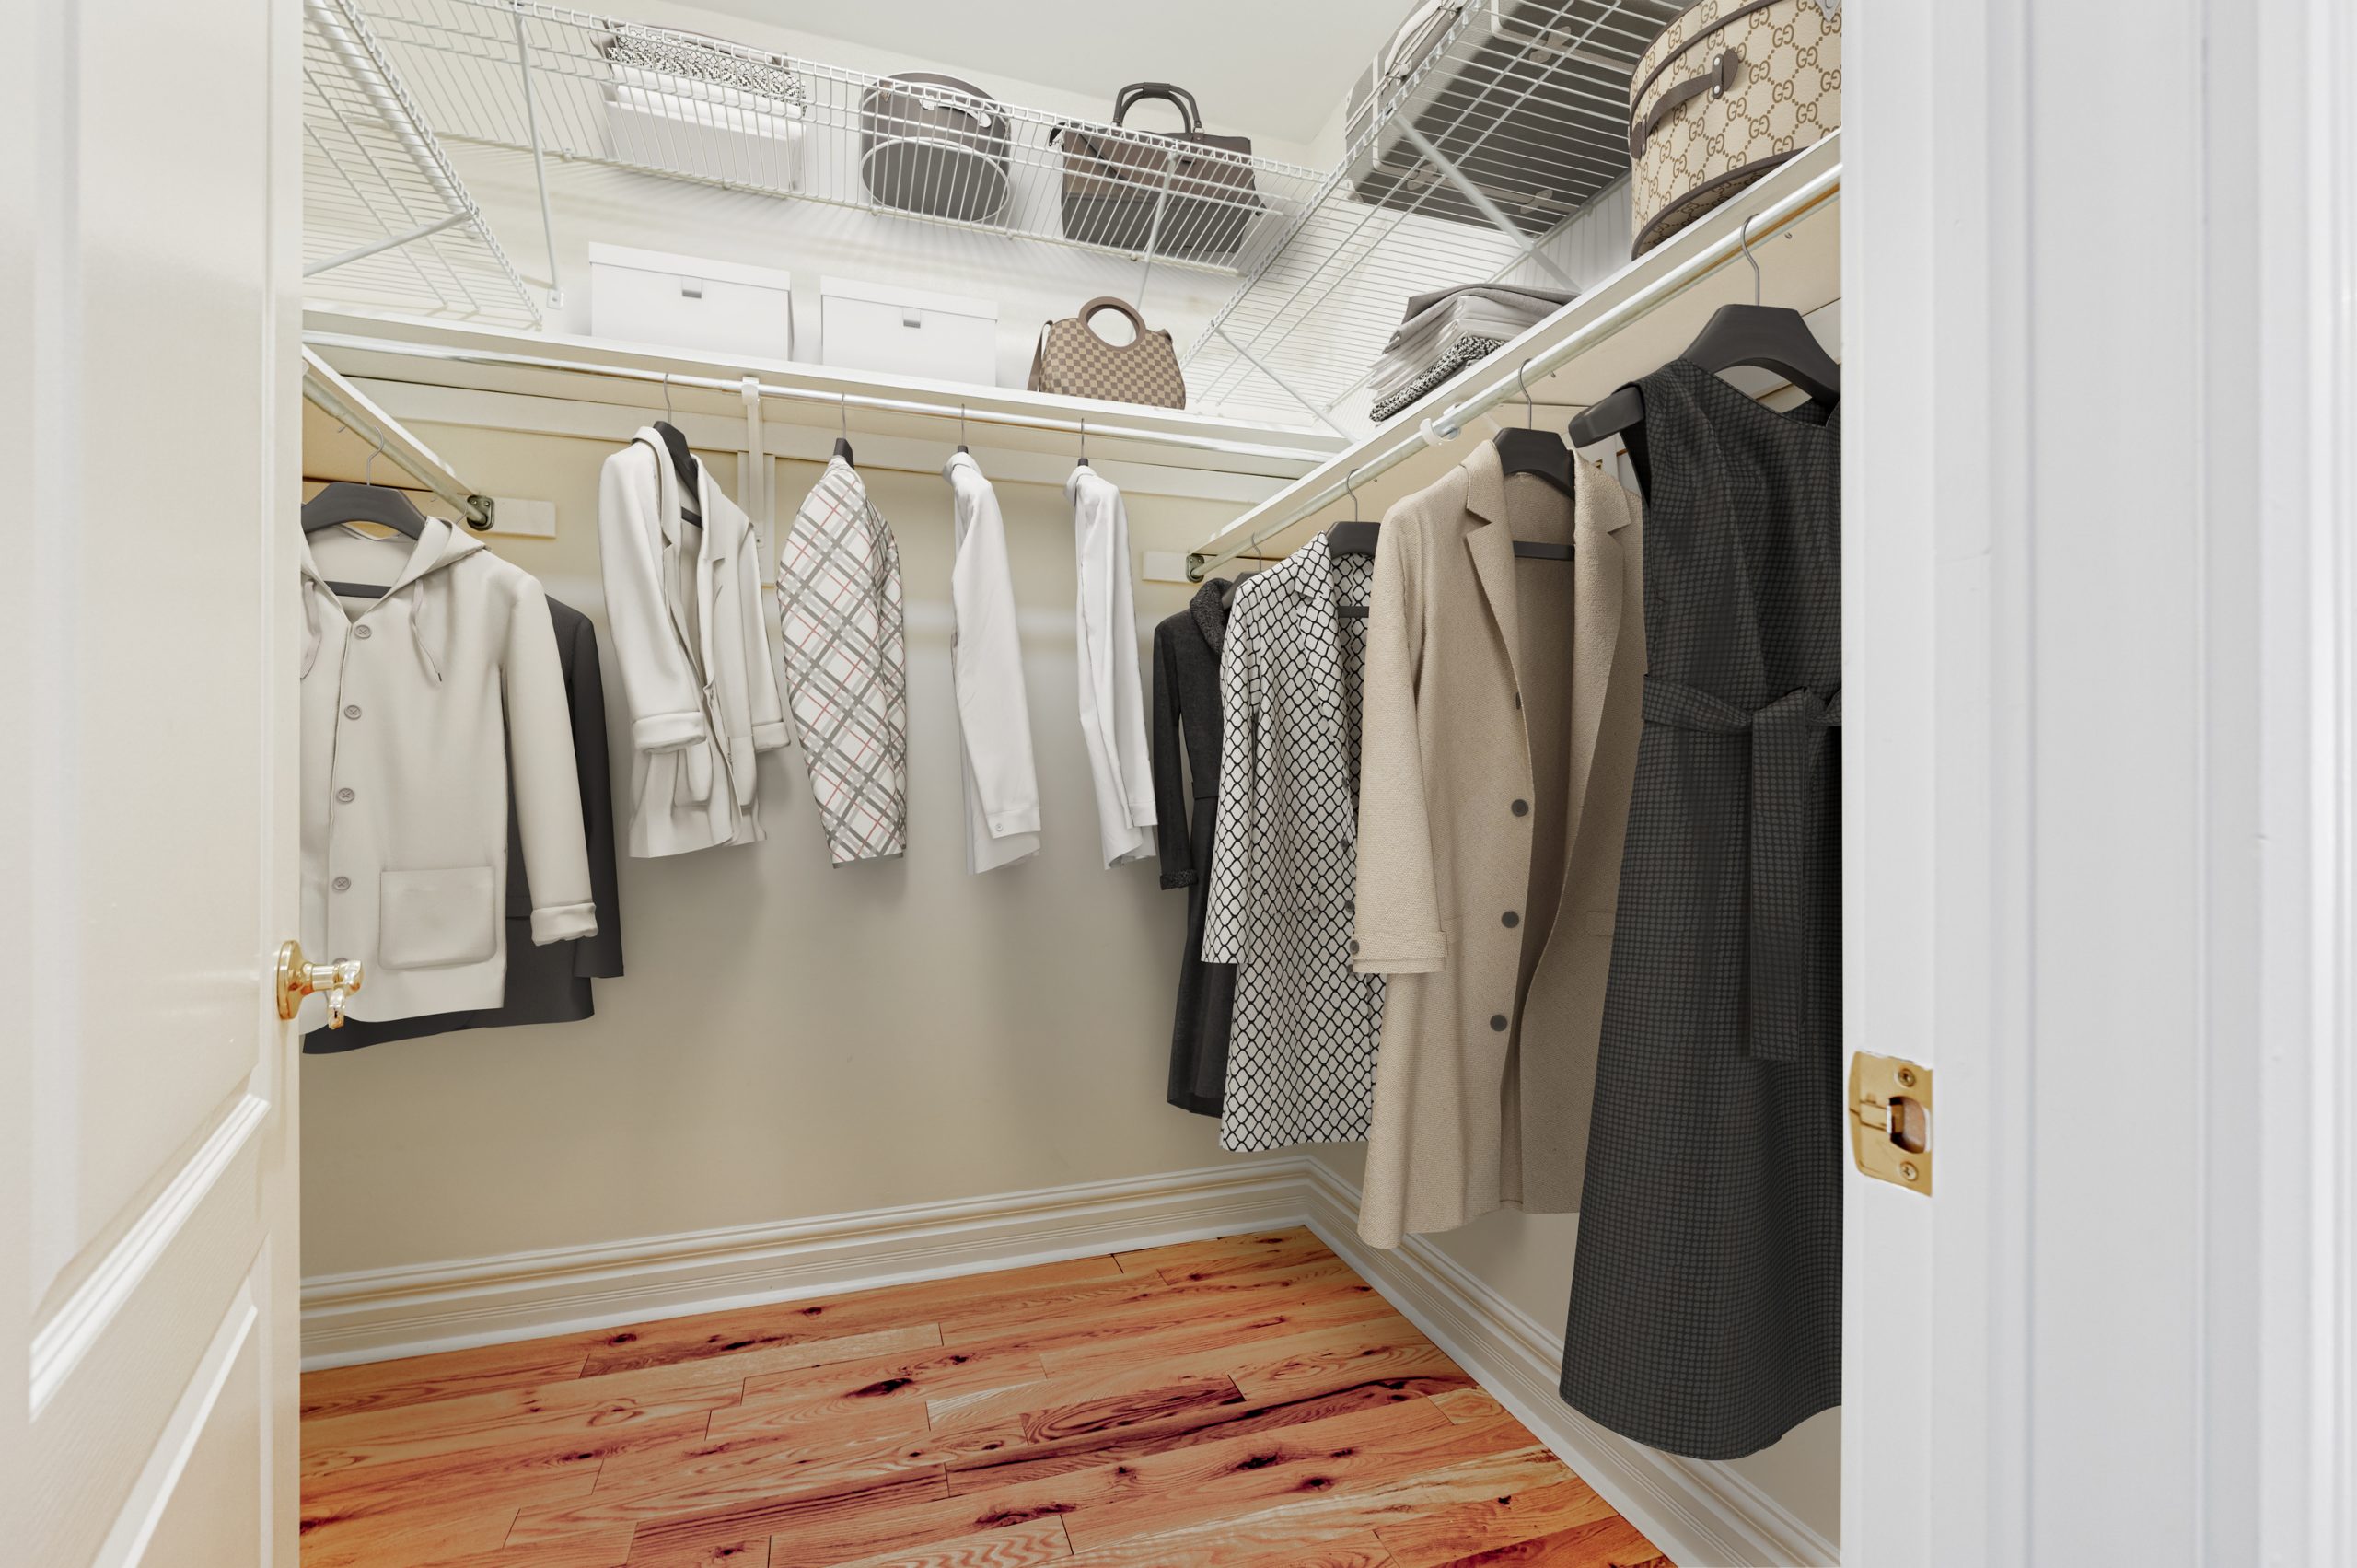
1849 1051 1933 1195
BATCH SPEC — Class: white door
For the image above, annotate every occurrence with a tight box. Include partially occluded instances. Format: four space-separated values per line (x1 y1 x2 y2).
0 0 304 1562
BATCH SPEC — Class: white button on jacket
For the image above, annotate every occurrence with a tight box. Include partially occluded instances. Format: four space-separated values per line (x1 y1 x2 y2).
299 518 598 1030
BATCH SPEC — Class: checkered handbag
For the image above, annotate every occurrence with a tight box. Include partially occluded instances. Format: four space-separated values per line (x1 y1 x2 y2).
1026 296 1188 409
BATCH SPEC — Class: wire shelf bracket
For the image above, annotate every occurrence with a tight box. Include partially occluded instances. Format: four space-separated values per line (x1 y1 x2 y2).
304 0 543 327
1179 0 1683 428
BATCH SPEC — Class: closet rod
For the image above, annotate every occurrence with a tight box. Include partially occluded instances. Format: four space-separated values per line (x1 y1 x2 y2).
1186 157 1842 581
300 337 1339 468
300 347 494 529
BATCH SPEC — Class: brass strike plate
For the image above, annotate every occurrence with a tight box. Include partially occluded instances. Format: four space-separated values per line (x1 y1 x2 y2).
1849 1052 1933 1195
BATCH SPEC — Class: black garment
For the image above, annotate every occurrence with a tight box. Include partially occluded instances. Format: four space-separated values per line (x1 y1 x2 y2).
1559 360 1842 1459
308 595 625 1053
1150 576 1237 1115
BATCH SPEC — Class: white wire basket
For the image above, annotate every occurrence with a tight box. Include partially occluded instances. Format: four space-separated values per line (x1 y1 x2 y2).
302 0 541 326
1183 0 1684 428
353 0 1326 277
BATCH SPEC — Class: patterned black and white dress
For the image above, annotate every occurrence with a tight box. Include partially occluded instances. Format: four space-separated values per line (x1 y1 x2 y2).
1202 536 1386 1151
1560 359 1842 1459
778 457 908 865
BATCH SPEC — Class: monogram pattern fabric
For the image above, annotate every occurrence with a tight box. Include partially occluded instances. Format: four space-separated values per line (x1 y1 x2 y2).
1028 308 1189 409
1628 0 1843 256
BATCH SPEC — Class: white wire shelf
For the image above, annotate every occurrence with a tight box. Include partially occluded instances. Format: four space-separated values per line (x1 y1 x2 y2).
1181 0 1683 430
303 0 542 327
348 0 1326 279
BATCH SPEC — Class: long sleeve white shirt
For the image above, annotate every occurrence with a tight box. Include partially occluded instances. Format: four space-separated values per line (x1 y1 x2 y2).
1067 464 1157 867
946 453 1042 872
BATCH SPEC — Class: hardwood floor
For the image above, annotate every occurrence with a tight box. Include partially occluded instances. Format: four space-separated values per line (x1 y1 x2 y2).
300 1227 1670 1568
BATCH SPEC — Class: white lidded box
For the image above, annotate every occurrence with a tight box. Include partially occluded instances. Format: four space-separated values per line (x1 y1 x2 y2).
588 244 795 362
819 276 999 387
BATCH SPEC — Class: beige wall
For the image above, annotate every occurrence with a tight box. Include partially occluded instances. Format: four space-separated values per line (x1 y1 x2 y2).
299 421 1254 1276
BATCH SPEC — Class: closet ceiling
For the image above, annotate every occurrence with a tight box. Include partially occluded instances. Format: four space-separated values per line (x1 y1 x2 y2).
688 0 1399 142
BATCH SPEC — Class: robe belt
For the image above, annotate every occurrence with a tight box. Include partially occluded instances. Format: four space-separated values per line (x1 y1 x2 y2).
1642 677 1843 1064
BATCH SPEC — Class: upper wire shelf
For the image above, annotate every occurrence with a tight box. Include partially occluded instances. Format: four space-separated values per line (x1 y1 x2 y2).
303 0 542 327
1180 0 1682 431
350 0 1326 278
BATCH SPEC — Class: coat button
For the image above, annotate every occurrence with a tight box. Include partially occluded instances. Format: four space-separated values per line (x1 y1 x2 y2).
1502 911 1520 928
1348 938 1360 955
331 876 351 892
343 703 363 720
336 787 355 804
1490 1014 1508 1032
353 624 372 640
1511 799 1529 816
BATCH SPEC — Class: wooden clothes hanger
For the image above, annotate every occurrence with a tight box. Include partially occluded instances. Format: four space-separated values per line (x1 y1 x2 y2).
301 441 427 601
1565 214 1840 465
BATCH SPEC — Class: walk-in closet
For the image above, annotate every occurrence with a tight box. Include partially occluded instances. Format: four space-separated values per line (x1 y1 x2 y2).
7 1 2354 1565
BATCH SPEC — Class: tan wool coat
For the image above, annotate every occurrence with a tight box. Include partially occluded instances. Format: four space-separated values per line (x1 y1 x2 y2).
1350 440 1644 1248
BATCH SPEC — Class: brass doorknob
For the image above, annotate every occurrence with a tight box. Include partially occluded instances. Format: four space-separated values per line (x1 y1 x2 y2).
276 939 365 1029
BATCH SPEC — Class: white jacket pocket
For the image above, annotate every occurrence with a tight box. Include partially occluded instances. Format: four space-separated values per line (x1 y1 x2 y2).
378 866 499 970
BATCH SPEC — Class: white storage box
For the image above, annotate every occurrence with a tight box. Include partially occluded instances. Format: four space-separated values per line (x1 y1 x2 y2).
819 277 998 387
588 244 795 362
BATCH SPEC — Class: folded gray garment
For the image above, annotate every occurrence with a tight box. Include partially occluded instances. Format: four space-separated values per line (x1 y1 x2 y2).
1379 283 1578 355
1371 330 1512 423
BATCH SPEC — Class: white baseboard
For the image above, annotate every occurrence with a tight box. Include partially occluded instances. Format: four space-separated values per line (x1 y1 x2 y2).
300 1154 1833 1567
299 1157 1311 1369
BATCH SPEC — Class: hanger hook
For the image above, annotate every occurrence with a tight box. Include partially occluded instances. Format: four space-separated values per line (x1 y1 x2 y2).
1739 213 1761 308
1079 417 1087 464
364 439 378 487
1345 464 1362 525
1517 359 1535 428
662 372 674 421
958 401 967 447
840 391 848 438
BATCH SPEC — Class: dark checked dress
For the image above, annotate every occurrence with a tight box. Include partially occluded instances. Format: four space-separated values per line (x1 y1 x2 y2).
778 457 908 865
1560 359 1842 1460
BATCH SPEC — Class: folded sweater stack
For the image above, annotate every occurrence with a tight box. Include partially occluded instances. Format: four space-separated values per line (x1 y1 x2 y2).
1368 283 1578 423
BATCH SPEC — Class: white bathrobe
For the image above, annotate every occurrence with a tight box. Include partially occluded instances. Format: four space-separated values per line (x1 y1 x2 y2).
298 517 596 1029
598 432 790 858
946 453 1042 872
1066 464 1157 866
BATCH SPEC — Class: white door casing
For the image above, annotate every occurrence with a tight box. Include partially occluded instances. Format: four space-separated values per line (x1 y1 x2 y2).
0 0 303 1563
1845 0 2357 1563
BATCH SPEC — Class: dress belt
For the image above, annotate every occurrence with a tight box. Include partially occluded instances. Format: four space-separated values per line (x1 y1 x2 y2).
1642 676 1842 1064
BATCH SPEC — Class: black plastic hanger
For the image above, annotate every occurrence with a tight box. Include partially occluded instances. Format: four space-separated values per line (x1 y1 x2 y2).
1326 468 1376 619
1567 215 1839 459
1496 361 1576 563
303 445 426 602
654 376 703 527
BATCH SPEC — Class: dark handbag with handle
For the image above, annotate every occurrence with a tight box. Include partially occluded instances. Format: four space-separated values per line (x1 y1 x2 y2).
1051 83 1263 260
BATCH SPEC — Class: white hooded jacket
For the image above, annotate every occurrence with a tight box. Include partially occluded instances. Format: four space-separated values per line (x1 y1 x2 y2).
946 452 1041 873
598 432 791 857
299 517 596 1029
1067 464 1157 866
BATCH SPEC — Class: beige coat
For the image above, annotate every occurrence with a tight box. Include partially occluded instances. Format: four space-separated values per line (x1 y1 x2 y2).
1350 441 1644 1248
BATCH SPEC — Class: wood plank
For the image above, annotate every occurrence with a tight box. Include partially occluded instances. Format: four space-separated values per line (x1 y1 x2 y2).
1424 1388 1507 1426
710 1340 1050 1442
1227 1331 1463 1401
1374 1476 1623 1568
925 1368 1245 1451
629 1539 771 1568
1422 1513 1668 1567
1008 1286 1403 1378
940 1369 1473 1495
621 1468 969 1564
302 1336 598 1419
579 1258 1122 1377
304 1324 942 1475
1050 1446 1568 1567
296 1501 519 1568
817 1516 1074 1568
390 1524 634 1568
1109 1228 1325 1278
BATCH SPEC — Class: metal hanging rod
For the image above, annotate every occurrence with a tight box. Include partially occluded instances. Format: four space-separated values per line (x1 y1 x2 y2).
1188 151 1841 581
300 346 495 528
301 333 1340 467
